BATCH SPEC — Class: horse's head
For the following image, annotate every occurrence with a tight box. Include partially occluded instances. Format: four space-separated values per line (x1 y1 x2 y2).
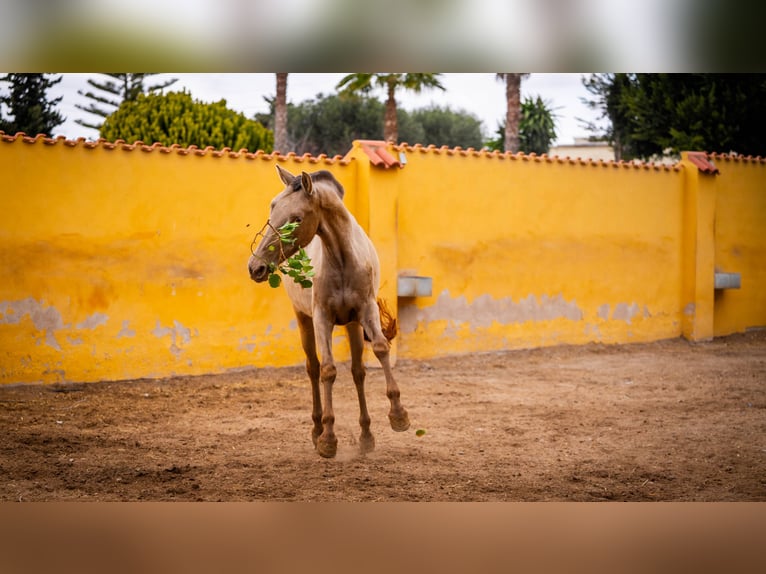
248 165 321 283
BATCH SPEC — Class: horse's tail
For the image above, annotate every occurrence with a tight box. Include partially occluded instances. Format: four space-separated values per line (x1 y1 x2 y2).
377 298 398 342
365 298 397 342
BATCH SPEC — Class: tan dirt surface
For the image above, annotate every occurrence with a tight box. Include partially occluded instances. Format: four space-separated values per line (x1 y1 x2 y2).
1 332 764 501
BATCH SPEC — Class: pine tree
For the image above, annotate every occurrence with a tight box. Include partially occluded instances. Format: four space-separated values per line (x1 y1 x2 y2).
75 73 178 131
0 74 65 136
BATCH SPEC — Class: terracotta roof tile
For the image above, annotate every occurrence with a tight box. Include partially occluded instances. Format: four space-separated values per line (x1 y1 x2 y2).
16 132 749 173
394 143 681 171
685 151 720 175
355 140 402 168
708 151 766 164
0 132 351 166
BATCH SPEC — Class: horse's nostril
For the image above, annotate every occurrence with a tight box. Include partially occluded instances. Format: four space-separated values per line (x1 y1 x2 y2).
250 263 267 281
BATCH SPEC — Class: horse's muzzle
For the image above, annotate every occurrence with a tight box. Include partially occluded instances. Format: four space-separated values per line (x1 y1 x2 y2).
248 259 269 283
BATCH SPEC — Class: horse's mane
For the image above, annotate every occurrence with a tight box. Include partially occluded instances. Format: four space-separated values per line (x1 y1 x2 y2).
290 170 345 199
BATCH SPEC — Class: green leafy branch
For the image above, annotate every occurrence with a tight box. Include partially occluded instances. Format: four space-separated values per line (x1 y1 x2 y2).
253 221 314 289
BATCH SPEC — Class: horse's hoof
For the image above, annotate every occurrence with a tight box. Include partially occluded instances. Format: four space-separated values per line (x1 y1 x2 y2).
359 432 375 454
317 435 337 458
389 410 410 432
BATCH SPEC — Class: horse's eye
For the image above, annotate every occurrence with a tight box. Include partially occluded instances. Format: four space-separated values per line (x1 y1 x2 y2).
293 216 303 224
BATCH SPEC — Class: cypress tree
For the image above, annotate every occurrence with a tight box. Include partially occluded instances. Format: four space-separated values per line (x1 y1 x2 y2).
100 90 273 152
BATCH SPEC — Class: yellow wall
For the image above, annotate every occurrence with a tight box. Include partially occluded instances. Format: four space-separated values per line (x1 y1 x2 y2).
0 135 357 384
710 154 766 336
395 146 686 356
2 136 765 385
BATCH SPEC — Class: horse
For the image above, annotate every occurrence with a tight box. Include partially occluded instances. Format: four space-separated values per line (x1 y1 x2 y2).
248 165 410 458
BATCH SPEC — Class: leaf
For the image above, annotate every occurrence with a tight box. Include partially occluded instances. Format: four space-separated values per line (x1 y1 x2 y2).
268 273 282 288
258 220 315 290
415 429 426 437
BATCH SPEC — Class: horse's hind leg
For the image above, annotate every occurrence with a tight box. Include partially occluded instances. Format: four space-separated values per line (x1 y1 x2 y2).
346 322 375 454
296 311 323 448
361 305 410 433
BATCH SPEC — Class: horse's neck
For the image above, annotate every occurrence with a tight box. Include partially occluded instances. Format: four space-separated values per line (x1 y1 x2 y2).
316 200 359 270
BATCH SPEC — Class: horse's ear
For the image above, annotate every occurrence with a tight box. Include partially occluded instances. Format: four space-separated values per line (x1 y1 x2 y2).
276 164 295 186
300 172 314 196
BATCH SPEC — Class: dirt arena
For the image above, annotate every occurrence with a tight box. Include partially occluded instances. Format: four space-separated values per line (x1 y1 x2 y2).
1 331 764 501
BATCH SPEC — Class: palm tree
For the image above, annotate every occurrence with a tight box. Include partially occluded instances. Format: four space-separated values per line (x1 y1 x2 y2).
273 73 289 153
336 73 445 143
497 73 529 153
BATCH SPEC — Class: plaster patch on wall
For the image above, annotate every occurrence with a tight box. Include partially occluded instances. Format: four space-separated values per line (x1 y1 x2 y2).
76 312 109 330
612 302 642 324
152 319 194 357
683 303 696 316
598 303 652 325
239 336 257 352
116 320 136 338
399 290 584 334
584 323 603 339
0 297 64 350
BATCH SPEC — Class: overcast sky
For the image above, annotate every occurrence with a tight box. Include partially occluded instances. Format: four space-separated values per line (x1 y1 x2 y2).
49 73 603 147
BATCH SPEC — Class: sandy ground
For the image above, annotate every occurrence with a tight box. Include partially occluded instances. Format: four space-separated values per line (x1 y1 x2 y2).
1 332 764 501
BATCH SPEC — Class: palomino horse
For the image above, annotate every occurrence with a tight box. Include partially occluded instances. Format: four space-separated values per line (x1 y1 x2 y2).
248 165 410 458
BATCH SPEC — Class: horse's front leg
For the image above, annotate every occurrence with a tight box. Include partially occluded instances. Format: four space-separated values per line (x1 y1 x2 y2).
295 311 322 447
347 322 375 454
361 303 410 433
313 308 338 458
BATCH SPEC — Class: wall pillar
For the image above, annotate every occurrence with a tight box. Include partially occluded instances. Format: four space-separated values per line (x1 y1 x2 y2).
344 141 402 365
680 152 718 341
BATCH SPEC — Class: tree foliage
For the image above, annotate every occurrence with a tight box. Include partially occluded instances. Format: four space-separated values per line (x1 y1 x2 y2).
76 73 178 131
257 92 484 156
100 90 273 152
485 95 558 155
518 96 558 155
581 73 639 160
0 73 65 136
257 92 384 157
398 105 484 149
582 73 766 160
